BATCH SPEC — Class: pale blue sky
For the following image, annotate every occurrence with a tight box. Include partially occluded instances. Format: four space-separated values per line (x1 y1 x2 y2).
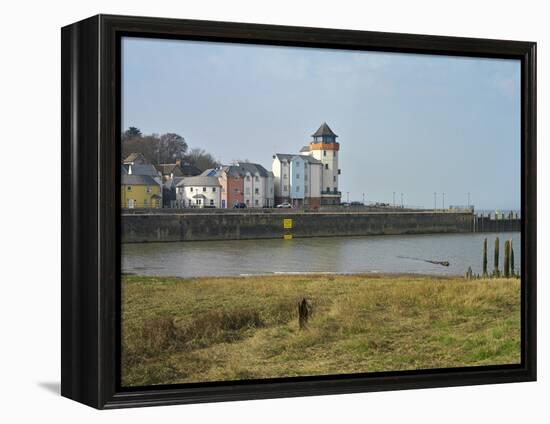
122 37 521 210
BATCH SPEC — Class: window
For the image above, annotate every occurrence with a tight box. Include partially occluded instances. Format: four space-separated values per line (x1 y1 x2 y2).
144 199 148 206
296 162 300 167
325 164 328 169
203 187 206 192
210 199 214 206
327 187 330 192
146 186 152 193
197 199 202 205
296 186 300 192
212 187 216 192
234 188 239 192
296 173 300 179
338 169 341 175
323 150 326 156
245 188 250 194
246 199 250 205
333 176 336 182
255 176 259 182
283 186 288 192
255 188 259 194
255 199 259 205
333 187 338 193
246 175 251 181
190 187 194 192
127 186 132 191
283 174 287 179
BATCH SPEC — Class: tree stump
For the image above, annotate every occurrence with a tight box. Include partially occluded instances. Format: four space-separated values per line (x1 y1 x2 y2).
298 298 312 329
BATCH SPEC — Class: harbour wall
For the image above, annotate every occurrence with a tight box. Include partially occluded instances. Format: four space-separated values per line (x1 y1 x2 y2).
121 211 475 243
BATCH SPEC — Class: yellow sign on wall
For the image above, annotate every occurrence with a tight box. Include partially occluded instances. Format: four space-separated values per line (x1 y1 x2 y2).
283 218 293 229
284 233 293 240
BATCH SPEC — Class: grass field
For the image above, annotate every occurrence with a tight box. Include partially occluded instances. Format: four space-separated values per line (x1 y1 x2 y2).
121 273 520 387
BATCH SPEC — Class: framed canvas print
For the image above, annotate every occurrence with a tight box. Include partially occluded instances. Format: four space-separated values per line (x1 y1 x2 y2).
61 14 536 409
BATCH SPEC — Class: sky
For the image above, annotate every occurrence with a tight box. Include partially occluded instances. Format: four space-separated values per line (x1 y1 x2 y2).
122 37 521 210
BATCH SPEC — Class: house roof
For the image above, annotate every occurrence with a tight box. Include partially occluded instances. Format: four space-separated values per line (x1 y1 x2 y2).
129 163 160 177
155 163 180 175
299 145 310 152
164 176 185 189
201 168 220 177
121 165 128 174
123 152 146 163
122 174 158 185
180 164 203 176
273 153 322 164
192 194 207 199
218 163 272 178
176 176 221 187
311 122 338 138
236 162 270 177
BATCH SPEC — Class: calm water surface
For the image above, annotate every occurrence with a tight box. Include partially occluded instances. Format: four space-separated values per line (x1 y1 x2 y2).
122 232 521 278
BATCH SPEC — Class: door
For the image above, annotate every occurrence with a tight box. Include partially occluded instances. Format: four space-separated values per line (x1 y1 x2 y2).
127 199 135 209
222 199 226 208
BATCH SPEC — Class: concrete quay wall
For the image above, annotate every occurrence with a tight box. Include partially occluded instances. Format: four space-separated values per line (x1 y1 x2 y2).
121 211 475 243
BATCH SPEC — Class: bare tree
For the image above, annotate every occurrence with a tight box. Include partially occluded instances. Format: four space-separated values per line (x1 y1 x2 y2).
184 148 220 171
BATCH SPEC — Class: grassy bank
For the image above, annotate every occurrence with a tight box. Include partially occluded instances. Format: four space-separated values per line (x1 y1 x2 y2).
121 273 520 387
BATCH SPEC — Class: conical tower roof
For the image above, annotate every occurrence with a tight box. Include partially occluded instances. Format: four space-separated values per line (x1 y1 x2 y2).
311 122 338 138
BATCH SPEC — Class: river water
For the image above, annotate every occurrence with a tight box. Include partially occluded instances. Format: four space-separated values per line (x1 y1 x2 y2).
122 232 521 278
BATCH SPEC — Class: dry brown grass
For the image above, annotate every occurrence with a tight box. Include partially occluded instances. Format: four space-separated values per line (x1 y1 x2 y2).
121 273 520 386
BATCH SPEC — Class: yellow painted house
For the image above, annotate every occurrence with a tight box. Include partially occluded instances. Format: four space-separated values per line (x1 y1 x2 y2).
121 174 161 209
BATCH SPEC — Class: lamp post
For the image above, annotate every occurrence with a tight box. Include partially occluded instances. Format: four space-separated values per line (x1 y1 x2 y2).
393 191 396 207
442 192 446 210
400 192 403 208
362 192 365 204
434 192 436 211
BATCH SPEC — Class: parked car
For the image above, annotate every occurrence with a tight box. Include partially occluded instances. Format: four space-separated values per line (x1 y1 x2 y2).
350 201 364 206
233 202 247 208
340 202 350 207
276 202 292 208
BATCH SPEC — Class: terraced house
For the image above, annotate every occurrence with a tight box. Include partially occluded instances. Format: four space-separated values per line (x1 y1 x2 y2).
121 173 162 209
176 176 222 208
202 163 275 208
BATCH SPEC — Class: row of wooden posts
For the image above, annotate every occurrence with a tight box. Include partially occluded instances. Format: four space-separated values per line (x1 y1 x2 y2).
467 236 516 279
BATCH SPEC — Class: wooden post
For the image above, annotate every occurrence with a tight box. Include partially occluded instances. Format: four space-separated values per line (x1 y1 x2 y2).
510 240 515 276
298 298 312 329
493 237 500 277
503 240 510 278
483 238 488 277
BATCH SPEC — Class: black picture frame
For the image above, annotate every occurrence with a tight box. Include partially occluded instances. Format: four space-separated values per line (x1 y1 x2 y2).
61 14 537 409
